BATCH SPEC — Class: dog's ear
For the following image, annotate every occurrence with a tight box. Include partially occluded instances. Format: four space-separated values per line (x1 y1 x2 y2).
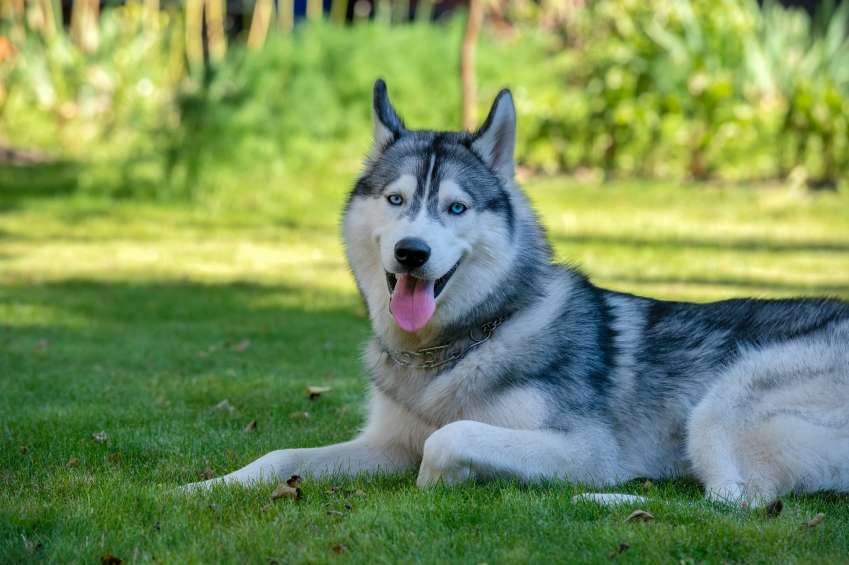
370 79 406 161
471 89 516 180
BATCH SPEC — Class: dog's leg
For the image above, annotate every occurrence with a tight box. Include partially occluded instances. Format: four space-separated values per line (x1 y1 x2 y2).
186 438 410 490
184 390 433 490
416 420 624 487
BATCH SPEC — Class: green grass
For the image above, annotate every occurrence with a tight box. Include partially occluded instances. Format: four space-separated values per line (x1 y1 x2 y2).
1 174 849 564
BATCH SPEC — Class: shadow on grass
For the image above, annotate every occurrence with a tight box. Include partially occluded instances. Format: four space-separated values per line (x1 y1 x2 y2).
0 162 83 212
0 279 371 403
552 233 849 254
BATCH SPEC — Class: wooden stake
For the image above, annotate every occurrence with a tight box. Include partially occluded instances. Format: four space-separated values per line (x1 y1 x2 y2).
247 0 272 49
205 0 226 61
461 0 484 130
278 0 293 31
329 0 347 25
185 0 204 72
306 0 322 20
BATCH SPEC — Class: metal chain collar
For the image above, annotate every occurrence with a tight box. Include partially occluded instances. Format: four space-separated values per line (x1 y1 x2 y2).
384 314 509 369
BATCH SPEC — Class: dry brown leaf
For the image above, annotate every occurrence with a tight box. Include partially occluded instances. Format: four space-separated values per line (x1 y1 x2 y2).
91 431 108 443
215 399 234 413
624 510 654 523
66 458 79 468
765 499 783 518
36 339 52 351
227 449 236 458
330 544 347 553
803 513 826 528
198 467 215 481
326 510 344 517
307 386 332 395
244 419 258 432
19 446 27 454
235 339 251 352
108 453 122 463
618 541 630 553
290 411 310 420
270 483 302 501
100 555 123 565
286 475 303 488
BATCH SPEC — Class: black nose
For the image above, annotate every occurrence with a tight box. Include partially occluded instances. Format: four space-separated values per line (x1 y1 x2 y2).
394 238 431 269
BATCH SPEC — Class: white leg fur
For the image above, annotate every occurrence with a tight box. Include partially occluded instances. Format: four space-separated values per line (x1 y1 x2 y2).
185 390 429 490
416 420 625 488
688 328 849 508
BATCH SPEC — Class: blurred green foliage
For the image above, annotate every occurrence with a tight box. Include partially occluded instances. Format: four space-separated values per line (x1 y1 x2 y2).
1 0 848 202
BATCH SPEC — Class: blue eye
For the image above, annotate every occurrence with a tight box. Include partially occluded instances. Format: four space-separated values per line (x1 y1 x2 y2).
449 202 467 215
387 194 403 205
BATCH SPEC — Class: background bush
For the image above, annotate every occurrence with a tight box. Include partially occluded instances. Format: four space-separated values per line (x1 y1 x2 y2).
1 0 848 203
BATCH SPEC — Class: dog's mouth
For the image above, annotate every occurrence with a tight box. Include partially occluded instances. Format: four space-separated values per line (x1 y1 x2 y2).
385 261 459 333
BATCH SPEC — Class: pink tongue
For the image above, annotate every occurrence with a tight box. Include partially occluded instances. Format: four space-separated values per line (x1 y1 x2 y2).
390 274 436 332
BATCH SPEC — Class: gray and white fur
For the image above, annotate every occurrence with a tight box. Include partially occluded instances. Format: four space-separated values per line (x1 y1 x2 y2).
189 80 849 507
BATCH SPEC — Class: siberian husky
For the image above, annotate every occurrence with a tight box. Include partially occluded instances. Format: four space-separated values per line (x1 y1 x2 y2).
191 80 849 507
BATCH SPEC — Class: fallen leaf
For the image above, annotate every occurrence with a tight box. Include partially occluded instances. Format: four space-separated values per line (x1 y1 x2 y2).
198 467 215 481
326 510 344 517
36 339 52 351
100 554 123 565
307 386 332 400
235 339 250 352
765 499 783 518
286 475 302 488
643 480 652 489
618 541 630 553
290 411 309 420
227 449 235 457
624 510 654 523
607 551 616 560
91 431 108 443
108 453 122 463
803 513 826 528
244 419 258 432
19 446 27 454
215 399 234 413
354 489 367 497
330 544 347 553
270 483 302 501
66 458 79 468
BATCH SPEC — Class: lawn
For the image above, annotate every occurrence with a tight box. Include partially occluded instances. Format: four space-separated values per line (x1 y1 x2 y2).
1 174 848 564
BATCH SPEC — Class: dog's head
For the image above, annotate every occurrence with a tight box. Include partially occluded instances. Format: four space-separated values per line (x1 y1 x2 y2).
344 79 532 341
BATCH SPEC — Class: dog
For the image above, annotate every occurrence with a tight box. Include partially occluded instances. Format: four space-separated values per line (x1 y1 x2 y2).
190 79 849 507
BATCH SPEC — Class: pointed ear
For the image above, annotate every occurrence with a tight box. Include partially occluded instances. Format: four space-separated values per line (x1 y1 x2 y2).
471 89 516 180
370 79 406 160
